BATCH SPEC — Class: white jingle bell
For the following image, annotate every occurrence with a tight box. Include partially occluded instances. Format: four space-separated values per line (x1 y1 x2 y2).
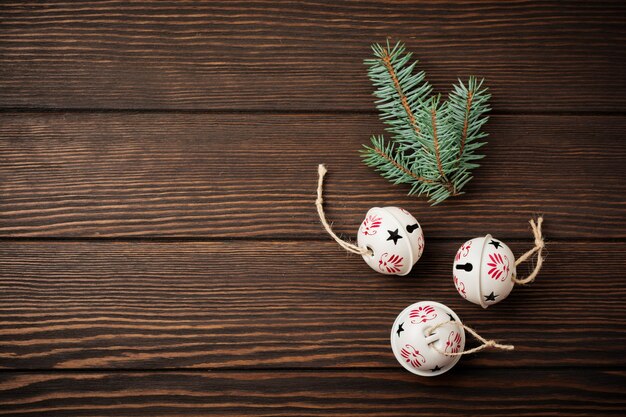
316 165 424 276
391 301 465 376
452 218 545 308
453 234 516 308
356 207 424 276
391 301 514 377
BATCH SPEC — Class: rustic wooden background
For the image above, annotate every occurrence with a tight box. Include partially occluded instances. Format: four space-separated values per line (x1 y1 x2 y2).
1 1 626 415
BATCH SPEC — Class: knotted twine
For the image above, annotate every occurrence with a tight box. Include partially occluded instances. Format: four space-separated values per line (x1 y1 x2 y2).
512 216 545 285
427 321 514 356
316 164 372 256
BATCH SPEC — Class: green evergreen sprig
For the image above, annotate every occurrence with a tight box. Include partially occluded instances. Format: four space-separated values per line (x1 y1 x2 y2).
361 40 491 204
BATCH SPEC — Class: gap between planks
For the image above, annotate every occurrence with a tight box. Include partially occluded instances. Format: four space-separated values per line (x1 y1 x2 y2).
1 365 625 374
1 108 626 117
1 237 625 243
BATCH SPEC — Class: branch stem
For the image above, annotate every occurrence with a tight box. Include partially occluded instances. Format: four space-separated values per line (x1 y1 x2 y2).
373 147 433 184
430 107 448 181
458 90 473 161
380 49 420 136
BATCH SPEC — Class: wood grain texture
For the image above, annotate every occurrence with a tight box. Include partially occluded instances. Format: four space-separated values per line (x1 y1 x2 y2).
1 369 625 416
2 113 625 238
1 1 625 112
2 1 626 414
1 240 624 370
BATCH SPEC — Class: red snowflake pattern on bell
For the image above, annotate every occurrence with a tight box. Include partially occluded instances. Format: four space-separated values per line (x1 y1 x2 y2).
400 345 426 368
487 253 510 281
378 253 404 274
445 331 463 354
361 214 382 236
409 305 437 323
454 275 467 299
455 240 472 262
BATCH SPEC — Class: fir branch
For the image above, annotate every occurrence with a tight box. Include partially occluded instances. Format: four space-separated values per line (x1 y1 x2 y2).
373 143 433 185
448 76 491 169
362 41 491 204
361 135 433 186
379 47 420 135
365 40 432 144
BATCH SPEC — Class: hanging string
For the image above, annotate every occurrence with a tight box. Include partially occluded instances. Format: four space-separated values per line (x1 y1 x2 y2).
512 216 545 285
427 320 514 356
316 164 372 256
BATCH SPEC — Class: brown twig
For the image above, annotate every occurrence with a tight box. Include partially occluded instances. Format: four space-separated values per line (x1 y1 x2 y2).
375 146 459 196
380 49 420 136
458 90 473 161
430 107 448 181
373 147 433 184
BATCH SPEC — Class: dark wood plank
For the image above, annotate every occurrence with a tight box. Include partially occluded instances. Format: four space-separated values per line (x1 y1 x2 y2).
1 1 625 112
1 113 625 239
1 369 625 416
1 240 624 369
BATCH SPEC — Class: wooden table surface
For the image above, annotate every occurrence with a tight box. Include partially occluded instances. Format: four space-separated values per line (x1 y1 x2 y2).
1 1 626 415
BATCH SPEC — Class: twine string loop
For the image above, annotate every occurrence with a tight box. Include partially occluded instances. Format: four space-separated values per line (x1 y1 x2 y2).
426 320 514 357
316 164 372 256
512 216 545 285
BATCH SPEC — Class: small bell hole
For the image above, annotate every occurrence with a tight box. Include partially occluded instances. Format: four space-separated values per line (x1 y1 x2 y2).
456 262 473 272
366 246 374 257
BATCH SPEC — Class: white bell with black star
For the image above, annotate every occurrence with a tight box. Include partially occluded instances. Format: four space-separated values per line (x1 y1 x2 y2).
316 165 428 276
452 235 516 308
452 218 545 308
391 301 465 376
391 301 515 376
356 207 424 276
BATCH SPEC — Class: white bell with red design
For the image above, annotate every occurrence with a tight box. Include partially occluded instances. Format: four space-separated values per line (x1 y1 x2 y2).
356 207 424 276
391 301 465 376
453 234 516 308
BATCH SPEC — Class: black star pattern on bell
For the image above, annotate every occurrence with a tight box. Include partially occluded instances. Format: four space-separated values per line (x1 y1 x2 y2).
447 313 456 322
396 322 405 337
386 229 403 245
484 291 498 302
430 365 443 372
488 239 502 249
406 223 419 233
